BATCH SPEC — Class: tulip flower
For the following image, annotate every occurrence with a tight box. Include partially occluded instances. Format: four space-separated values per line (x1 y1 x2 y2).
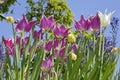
89 13 100 31
98 9 115 27
54 24 70 39
15 15 36 33
59 47 65 58
72 44 77 53
16 36 29 47
40 14 55 31
45 40 53 53
74 15 91 31
33 29 44 40
41 55 52 72
4 38 14 56
54 39 66 58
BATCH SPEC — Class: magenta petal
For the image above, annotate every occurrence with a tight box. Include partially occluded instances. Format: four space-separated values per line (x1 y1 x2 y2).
84 20 91 30
22 36 29 47
45 40 53 52
48 15 54 21
40 14 48 29
72 44 77 52
54 26 60 37
61 38 66 47
79 15 86 25
89 13 100 30
4 38 14 56
74 20 82 30
60 24 66 32
42 60 47 69
47 15 55 30
47 55 52 68
40 14 55 31
59 47 65 58
16 36 20 44
15 15 27 32
41 55 52 72
54 39 59 48
63 29 69 37
50 71 53 77
25 20 36 32
54 25 69 38
33 30 41 39
54 49 58 57
48 16 55 30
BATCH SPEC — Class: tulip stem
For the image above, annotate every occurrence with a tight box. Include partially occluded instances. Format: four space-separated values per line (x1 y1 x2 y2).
99 27 102 80
93 32 96 52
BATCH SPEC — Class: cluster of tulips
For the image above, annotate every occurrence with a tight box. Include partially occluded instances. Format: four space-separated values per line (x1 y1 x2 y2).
0 10 120 80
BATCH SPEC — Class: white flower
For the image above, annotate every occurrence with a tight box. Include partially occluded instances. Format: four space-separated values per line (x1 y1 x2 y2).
98 9 115 27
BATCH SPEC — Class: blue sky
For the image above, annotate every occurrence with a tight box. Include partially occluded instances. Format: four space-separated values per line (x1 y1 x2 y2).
0 0 120 72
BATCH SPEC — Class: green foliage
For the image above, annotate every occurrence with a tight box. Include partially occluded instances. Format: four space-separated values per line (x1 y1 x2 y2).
0 0 16 20
26 0 73 26
0 0 16 13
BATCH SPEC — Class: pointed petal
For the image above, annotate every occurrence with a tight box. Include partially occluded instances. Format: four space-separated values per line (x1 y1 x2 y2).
45 40 53 52
59 47 65 58
25 20 36 32
54 26 60 37
40 14 48 29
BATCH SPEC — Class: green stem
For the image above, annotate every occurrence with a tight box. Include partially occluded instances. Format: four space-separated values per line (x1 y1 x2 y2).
93 32 96 52
101 28 106 80
99 27 102 80
54 71 58 80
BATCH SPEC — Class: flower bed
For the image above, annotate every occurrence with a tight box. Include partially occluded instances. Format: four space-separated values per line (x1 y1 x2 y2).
0 10 120 80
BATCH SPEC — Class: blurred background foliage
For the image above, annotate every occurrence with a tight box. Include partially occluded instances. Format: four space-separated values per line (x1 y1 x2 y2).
0 0 73 26
0 0 16 20
0 0 16 13
26 0 73 26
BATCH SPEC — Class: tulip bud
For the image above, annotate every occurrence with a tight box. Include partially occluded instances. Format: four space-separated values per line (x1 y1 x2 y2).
6 16 14 24
71 53 77 61
67 33 76 43
111 47 118 53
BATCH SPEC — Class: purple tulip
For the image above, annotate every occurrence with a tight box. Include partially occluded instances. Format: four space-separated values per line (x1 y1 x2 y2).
72 44 77 53
33 29 44 40
40 14 55 31
15 15 36 33
59 47 65 58
54 39 59 49
54 39 66 58
41 55 52 72
16 36 29 47
74 15 91 31
4 38 14 56
89 13 100 31
45 40 53 53
54 24 70 39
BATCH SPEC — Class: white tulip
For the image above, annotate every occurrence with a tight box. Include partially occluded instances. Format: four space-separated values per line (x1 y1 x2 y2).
98 9 115 27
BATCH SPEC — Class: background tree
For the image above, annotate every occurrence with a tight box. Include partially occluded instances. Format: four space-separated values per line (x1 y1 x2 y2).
0 0 16 20
26 0 74 26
